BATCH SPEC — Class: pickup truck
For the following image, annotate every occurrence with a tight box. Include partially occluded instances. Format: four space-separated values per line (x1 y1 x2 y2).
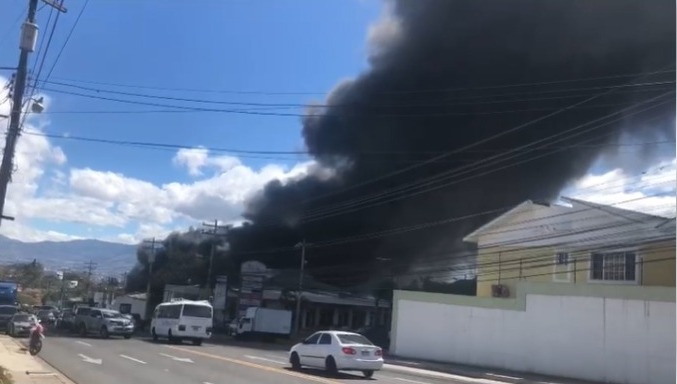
74 307 133 339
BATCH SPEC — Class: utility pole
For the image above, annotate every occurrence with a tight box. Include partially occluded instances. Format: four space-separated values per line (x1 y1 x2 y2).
293 239 307 335
201 220 229 296
84 260 96 304
143 237 158 321
0 0 65 225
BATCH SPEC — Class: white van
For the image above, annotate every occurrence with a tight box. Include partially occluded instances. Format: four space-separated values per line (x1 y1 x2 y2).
150 299 213 345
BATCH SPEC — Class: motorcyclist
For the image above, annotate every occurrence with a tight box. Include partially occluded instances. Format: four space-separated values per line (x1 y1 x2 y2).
29 319 44 348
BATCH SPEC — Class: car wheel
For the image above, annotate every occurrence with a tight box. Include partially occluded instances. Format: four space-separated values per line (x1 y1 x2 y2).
124 334 131 339
100 326 109 339
362 370 374 379
325 356 338 375
151 327 158 342
191 338 202 346
290 352 301 370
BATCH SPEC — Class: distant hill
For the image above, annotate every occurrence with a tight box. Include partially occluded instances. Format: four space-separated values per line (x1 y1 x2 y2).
0 235 137 276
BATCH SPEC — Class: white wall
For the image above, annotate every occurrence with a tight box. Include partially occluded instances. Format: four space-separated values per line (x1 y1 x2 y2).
393 293 675 384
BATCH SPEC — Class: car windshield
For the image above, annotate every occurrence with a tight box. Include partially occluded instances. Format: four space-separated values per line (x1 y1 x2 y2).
0 306 17 315
13 314 30 322
182 304 212 318
337 334 374 346
37 310 52 316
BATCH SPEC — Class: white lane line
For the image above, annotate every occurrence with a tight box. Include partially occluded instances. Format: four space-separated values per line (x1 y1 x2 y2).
119 354 147 365
160 352 194 363
486 373 522 380
203 382 214 384
75 340 92 347
244 355 286 365
394 378 432 384
384 364 504 384
78 353 102 365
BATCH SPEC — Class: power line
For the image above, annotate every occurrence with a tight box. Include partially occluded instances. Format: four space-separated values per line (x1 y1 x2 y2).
35 79 674 118
41 0 88 85
298 97 673 223
291 66 676 209
22 130 674 157
41 68 675 97
222 188 675 262
37 77 675 109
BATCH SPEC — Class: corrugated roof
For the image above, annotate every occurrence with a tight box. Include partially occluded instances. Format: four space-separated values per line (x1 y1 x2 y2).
463 196 674 248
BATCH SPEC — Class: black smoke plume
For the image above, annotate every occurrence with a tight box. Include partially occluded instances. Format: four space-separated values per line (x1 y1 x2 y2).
227 0 675 287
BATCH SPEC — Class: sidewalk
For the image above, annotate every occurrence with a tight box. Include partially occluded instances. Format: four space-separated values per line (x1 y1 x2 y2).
384 355 604 384
0 336 72 384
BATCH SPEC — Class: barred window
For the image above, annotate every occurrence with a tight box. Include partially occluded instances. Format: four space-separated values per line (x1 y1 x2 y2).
591 252 636 282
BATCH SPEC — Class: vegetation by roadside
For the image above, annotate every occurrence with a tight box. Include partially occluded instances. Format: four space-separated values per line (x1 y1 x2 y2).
0 365 13 384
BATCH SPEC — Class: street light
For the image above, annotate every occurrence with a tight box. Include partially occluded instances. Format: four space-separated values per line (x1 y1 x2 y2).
30 96 44 113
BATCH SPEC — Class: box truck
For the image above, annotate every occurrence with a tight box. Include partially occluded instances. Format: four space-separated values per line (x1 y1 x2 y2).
235 307 292 341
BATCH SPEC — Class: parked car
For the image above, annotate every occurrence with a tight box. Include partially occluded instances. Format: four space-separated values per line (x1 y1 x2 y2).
6 313 38 337
77 308 134 339
0 305 18 330
289 330 383 378
58 308 75 330
36 310 56 326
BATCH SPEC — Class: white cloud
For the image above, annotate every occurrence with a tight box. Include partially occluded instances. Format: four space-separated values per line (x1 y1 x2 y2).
173 147 239 177
0 76 326 243
565 158 677 218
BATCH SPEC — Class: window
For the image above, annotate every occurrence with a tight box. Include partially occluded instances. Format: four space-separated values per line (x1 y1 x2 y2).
591 251 637 282
76 307 90 316
12 314 29 322
182 305 212 318
164 305 182 319
119 303 132 314
556 252 569 265
90 310 101 318
318 333 332 345
304 333 321 345
102 310 122 319
337 334 373 346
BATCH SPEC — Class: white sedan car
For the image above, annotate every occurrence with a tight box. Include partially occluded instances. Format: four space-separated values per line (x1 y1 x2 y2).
289 330 384 378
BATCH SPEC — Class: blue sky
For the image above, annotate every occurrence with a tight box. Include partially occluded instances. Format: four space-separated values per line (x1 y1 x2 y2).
0 0 674 244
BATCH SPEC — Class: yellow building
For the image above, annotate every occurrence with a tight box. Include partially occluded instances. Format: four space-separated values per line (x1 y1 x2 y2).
463 197 676 298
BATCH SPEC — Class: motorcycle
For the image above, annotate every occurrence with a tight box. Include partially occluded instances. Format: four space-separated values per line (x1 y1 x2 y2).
29 320 45 356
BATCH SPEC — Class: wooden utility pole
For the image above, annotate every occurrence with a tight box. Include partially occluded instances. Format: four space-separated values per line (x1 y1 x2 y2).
142 237 158 319
84 260 97 303
0 0 66 225
201 220 229 293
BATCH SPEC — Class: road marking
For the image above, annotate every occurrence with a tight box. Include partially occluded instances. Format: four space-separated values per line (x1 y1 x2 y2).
394 378 432 384
160 352 194 363
119 354 147 364
78 353 102 365
75 341 92 347
244 355 286 365
486 373 522 380
167 345 342 384
384 364 504 384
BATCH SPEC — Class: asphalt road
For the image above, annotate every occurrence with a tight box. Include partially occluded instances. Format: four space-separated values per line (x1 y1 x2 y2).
36 333 471 384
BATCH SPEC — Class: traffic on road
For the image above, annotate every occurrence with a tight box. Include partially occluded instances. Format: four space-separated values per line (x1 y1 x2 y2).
33 332 466 384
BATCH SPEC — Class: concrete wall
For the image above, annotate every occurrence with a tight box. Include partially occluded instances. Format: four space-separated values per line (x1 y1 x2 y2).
391 283 676 384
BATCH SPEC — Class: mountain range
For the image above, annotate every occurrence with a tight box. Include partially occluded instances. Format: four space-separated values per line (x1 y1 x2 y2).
0 235 138 276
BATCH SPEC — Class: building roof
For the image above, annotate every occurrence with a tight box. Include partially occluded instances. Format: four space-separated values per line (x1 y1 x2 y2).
262 289 386 308
463 196 674 248
125 292 147 300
